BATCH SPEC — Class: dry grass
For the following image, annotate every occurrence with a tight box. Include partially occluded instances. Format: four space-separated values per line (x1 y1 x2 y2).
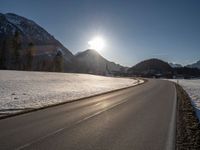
176 84 200 149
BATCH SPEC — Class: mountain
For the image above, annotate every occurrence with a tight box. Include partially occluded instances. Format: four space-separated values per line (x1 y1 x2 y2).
0 13 127 75
173 67 200 79
71 49 127 75
186 60 200 69
128 58 173 78
0 13 73 71
169 63 182 68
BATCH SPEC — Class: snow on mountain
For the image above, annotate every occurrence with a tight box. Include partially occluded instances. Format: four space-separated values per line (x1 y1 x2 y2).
0 13 73 71
5 13 51 41
0 13 131 74
187 60 200 69
169 63 182 68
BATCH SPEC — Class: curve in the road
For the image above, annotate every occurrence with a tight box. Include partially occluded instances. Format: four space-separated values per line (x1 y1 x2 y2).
0 79 176 150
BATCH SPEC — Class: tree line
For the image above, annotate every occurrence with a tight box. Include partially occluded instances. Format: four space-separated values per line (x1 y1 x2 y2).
0 31 64 72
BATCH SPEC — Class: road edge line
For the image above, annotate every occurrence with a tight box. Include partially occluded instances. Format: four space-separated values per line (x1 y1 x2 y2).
0 78 147 120
165 83 177 150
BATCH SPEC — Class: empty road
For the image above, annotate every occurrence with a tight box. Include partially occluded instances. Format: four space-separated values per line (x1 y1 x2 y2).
0 79 176 150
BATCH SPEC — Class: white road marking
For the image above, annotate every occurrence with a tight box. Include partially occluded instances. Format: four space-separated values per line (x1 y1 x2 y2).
165 84 177 150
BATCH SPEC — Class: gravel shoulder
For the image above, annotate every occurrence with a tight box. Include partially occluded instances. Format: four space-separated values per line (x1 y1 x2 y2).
176 84 200 149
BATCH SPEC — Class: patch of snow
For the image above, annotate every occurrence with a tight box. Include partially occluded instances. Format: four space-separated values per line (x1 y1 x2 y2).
56 47 64 55
169 79 200 121
5 13 52 41
0 70 143 115
5 15 24 33
5 14 22 26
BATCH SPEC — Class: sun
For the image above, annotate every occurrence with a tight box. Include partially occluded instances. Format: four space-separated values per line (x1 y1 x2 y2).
88 36 105 52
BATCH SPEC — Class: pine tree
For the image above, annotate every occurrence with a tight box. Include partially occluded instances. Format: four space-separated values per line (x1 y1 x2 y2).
0 39 7 69
27 42 34 70
12 31 21 69
54 51 64 72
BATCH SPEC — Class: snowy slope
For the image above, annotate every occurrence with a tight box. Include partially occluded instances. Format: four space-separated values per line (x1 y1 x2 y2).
169 79 200 121
187 60 200 69
0 70 143 115
169 63 182 68
5 13 53 41
0 13 73 71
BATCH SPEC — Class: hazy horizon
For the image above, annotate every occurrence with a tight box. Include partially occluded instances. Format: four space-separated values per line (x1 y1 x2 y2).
1 0 200 67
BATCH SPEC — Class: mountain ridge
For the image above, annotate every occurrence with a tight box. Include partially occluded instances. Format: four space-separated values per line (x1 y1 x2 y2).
0 12 199 77
169 63 182 68
186 60 200 69
71 49 127 75
128 58 173 78
0 13 73 71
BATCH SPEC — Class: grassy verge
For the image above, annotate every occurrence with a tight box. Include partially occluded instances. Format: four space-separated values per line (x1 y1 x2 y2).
176 84 200 149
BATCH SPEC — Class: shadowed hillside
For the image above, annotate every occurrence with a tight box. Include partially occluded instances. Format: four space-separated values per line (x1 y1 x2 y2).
71 49 127 76
0 13 73 71
128 59 173 78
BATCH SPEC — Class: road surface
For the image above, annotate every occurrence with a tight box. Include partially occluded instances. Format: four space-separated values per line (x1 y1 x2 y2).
0 79 176 150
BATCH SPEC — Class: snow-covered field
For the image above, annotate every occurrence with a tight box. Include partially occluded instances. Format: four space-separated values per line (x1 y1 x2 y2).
169 79 200 121
0 70 143 116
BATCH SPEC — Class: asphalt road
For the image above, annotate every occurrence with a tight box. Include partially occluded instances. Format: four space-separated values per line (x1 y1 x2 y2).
0 79 176 150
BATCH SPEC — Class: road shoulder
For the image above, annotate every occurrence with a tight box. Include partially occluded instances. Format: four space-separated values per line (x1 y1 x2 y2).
175 84 200 149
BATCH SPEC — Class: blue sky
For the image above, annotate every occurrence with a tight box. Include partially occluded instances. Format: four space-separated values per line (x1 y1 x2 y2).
1 0 200 66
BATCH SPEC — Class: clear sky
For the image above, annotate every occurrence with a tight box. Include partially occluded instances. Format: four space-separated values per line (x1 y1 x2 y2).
1 0 200 66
